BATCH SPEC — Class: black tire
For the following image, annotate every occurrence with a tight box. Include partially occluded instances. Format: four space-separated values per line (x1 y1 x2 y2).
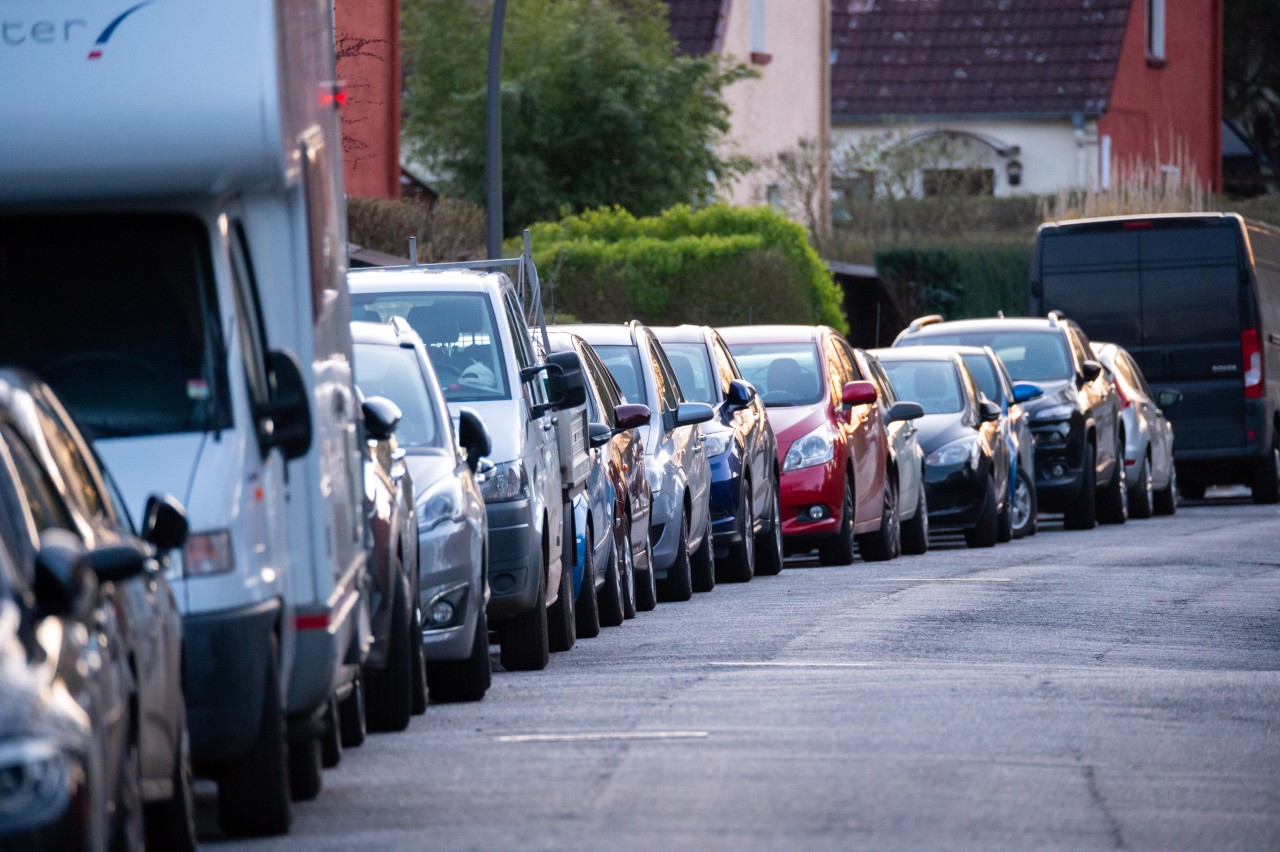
498 546 550 671
657 511 694 602
630 535 651 615
338 672 367 748
145 721 196 852
900 479 929 556
1252 432 1280 504
1063 443 1098 530
111 735 145 852
218 638 291 838
690 517 716 593
818 476 857 566
598 525 626 628
428 606 492 703
287 717 322 802
857 473 900 562
1129 454 1154 519
1179 480 1206 501
575 523 602 638
409 602 428 717
1153 462 1178 516
719 485 756 583
1097 443 1129 524
754 484 785 576
1010 466 1038 538
995 474 1013 543
366 579 413 734
547 552 577 653
964 475 999 548
320 695 342 769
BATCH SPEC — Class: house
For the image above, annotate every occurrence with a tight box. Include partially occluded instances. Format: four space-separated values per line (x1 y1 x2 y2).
334 0 402 199
829 0 1222 197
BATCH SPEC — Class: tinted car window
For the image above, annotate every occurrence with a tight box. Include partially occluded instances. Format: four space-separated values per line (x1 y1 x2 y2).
596 346 647 405
712 338 740 397
959 353 1001 403
880 361 964 414
579 345 618 422
905 332 1072 382
2 426 75 532
663 343 716 405
649 341 682 410
865 357 898 405
352 344 445 449
726 342 824 406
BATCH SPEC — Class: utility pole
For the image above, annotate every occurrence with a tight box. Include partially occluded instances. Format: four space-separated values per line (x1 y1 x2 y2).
485 0 507 259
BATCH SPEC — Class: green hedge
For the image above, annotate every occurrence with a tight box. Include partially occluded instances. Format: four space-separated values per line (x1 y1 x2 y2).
519 204 848 332
874 242 1033 321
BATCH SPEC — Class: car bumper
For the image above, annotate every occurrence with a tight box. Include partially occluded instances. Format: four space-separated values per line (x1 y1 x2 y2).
923 462 986 529
1030 420 1085 512
485 498 540 622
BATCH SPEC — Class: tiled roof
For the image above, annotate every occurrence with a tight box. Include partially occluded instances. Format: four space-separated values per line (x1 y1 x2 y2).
665 0 728 56
832 0 1131 120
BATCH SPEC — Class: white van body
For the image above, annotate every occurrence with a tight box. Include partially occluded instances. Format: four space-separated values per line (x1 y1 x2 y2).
0 0 369 834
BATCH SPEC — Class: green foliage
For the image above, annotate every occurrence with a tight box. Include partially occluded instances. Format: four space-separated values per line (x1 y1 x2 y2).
521 205 847 332
874 242 1032 321
402 0 754 238
346 196 485 262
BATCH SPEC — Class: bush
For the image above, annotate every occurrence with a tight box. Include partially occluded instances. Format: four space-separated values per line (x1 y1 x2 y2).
521 205 847 332
346 196 485 262
874 241 1033 321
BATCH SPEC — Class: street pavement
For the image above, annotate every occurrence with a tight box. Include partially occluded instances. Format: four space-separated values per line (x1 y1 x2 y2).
214 493 1280 851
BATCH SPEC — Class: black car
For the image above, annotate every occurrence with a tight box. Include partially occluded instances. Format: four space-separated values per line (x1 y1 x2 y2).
872 347 1009 548
894 313 1127 530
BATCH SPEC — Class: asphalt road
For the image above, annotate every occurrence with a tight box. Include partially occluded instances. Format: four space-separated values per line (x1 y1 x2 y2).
214 492 1280 851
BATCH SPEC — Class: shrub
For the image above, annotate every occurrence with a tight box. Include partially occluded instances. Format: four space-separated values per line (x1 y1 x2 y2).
346 196 485 262
874 241 1033 321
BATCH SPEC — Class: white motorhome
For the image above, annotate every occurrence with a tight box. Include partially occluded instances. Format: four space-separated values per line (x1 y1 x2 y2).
0 0 369 837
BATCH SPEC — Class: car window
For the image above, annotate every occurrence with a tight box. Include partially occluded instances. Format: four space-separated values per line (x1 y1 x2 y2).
595 345 647 405
958 361 983 414
1067 327 1092 369
879 360 964 415
865 356 898 405
959 353 1001 404
504 291 548 407
229 222 273 424
352 343 446 449
712 337 740 397
836 338 863 380
1 425 75 532
1123 352 1156 400
725 341 824 407
648 339 682 410
0 442 39 577
579 345 617 423
908 331 1073 382
662 343 716 405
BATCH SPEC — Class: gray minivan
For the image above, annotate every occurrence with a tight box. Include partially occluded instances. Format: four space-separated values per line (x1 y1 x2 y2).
1030 213 1280 503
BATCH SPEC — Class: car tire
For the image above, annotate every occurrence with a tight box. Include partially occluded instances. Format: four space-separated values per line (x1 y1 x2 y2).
1063 443 1098 530
409 602 428 717
112 734 145 852
996 475 1014 543
1153 463 1178 516
658 511 694 602
338 671 367 748
690 519 716 593
719 486 755 583
1010 466 1037 538
1097 443 1129 524
856 473 900 562
366 579 413 734
964 475 999 548
754 485 785 576
547 553 577 653
319 696 342 769
428 606 492 703
144 721 196 852
575 522 602 638
631 535 653 615
217 636 291 838
287 713 323 802
598 525 627 628
818 476 857 566
1252 433 1280 504
498 544 550 671
1129 454 1154 519
900 480 929 556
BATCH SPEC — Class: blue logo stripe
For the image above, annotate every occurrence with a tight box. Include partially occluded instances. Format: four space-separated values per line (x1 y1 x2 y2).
95 1 155 46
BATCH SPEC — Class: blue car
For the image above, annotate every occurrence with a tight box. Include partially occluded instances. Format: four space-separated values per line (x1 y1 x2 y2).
652 325 783 582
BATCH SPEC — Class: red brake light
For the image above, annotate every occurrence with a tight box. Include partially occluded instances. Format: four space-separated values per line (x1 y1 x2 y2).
1243 328 1264 398
1122 220 1154 230
318 81 347 109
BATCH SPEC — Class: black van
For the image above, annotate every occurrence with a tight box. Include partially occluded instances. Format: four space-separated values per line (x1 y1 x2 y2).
1029 213 1280 503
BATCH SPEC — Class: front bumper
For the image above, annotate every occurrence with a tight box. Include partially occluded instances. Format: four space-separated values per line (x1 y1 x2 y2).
923 462 986 530
1030 418 1085 512
484 497 541 622
709 452 745 554
777 459 844 545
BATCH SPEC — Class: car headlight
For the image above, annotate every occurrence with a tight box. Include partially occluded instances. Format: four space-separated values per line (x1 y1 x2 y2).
926 436 981 467
1032 403 1075 423
479 460 526 503
703 433 730 457
184 529 234 577
0 738 73 824
783 423 835 472
417 479 463 530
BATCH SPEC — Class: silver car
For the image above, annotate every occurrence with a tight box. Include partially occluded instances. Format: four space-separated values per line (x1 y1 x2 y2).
1091 342 1181 517
568 323 714 603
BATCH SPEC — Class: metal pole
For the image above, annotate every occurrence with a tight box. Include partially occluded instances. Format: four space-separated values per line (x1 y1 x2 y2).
485 0 507 259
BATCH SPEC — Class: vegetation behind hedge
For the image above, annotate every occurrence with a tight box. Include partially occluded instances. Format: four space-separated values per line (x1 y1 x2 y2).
874 240 1033 321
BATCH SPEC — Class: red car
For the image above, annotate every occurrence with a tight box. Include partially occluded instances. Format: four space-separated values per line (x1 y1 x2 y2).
720 325 897 563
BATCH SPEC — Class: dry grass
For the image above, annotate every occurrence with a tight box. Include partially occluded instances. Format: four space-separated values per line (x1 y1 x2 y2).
1039 136 1208 222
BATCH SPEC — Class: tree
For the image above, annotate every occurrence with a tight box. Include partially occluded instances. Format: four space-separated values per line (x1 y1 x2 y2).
1224 0 1280 192
402 0 754 237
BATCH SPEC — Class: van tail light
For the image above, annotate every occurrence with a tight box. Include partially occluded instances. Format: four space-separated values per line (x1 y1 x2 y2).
1114 379 1131 409
1243 328 1264 399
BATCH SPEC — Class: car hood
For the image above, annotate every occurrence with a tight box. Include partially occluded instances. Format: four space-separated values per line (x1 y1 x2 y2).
447 400 519 466
404 451 458 501
96 432 206 522
1019 378 1075 415
766 403 829 448
914 413 974 453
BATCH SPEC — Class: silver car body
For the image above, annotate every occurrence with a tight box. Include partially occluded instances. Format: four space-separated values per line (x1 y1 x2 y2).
1091 342 1177 494
853 349 927 525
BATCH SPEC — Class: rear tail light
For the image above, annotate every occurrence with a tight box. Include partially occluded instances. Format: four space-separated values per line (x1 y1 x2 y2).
1243 329 1264 399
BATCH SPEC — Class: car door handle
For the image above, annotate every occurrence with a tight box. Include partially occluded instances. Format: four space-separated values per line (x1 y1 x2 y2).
542 420 554 432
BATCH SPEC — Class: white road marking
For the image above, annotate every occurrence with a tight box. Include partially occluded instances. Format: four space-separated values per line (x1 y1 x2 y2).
707 661 874 668
873 578 1014 583
495 731 710 744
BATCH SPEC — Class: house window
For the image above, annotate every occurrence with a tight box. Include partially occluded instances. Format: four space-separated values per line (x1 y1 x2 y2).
1146 0 1165 63
922 168 995 197
749 0 771 64
765 182 783 209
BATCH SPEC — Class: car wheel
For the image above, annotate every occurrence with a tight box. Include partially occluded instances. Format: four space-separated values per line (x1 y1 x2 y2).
1252 433 1280 504
754 484 785 576
900 479 929 555
1097 442 1129 524
964 474 999 548
995 474 1014 543
657 511 694 602
498 544 550 671
286 717 322 802
144 720 196 852
690 516 716 593
1010 467 1038 538
818 476 857 566
598 525 626 628
856 473 900 562
409 602 428 717
1063 442 1098 530
338 671 367 747
719 486 755 582
217 636 291 838
1129 454 1154 519
632 535 653 614
320 695 342 769
112 734 145 852
428 606 492 703
547 553 577 653
575 522 602 638
1152 462 1178 516
366 579 413 734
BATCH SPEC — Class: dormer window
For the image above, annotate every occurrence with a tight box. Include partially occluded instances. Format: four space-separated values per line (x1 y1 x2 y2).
749 0 771 65
1146 0 1166 65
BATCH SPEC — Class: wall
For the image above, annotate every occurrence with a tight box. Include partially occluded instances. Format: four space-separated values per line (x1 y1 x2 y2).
1099 0 1222 191
334 0 402 199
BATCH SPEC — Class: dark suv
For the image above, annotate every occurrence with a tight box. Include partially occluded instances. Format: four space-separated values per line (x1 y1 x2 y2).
894 313 1127 529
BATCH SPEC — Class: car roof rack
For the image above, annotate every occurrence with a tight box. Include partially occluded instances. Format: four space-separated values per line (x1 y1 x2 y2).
1046 309 1066 327
905 314 945 334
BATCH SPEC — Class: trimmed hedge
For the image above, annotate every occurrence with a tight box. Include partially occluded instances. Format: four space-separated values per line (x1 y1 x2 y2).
874 242 1033 321
520 205 848 332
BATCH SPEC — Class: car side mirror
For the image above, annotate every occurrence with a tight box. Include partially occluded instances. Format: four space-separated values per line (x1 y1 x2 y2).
1080 360 1103 383
1012 382 1043 404
588 422 613 448
457 407 491 472
142 494 189 552
1156 388 1183 408
362 396 402 442
886 401 925 422
85 543 151 585
842 380 878 407
261 349 313 461
613 403 651 433
979 400 1002 422
545 351 588 414
33 531 92 617
670 401 714 429
725 380 756 409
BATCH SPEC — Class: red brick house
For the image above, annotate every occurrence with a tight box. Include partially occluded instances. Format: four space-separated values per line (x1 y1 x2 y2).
334 0 402 199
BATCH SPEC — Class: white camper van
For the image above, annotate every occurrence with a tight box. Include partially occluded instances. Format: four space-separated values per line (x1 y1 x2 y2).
0 0 370 837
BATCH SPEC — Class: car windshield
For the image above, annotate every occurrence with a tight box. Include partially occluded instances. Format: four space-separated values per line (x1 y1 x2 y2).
725 342 823 406
594 345 647 404
662 343 716 404
352 344 446 449
906 332 1071 382
880 360 964 414
959 353 1000 403
352 293 509 403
